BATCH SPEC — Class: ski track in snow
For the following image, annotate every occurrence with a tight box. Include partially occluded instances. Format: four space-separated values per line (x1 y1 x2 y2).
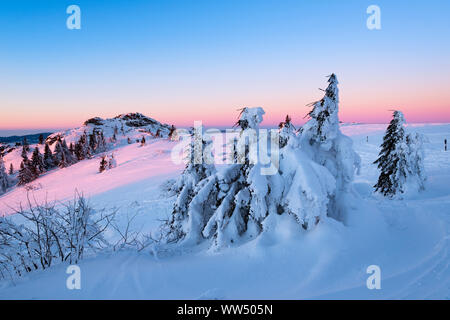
0 123 449 299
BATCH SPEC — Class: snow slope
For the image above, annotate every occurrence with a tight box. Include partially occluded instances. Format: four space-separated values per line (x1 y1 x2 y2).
0 123 449 299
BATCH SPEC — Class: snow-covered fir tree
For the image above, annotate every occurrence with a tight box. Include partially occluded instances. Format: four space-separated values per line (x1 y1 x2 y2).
374 111 426 197
9 163 14 175
0 156 10 194
99 156 108 173
299 74 360 222
168 125 177 141
21 145 29 162
406 132 427 191
69 142 75 155
22 137 30 153
17 160 37 186
31 147 45 174
373 111 409 197
162 125 216 243
108 154 117 169
43 143 56 169
278 115 296 148
74 133 90 160
88 130 107 155
54 138 76 168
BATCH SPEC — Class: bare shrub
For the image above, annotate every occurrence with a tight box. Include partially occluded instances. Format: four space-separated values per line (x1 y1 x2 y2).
0 193 115 280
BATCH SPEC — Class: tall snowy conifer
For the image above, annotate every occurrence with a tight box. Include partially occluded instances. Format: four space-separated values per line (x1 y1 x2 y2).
22 137 29 153
163 125 216 243
31 147 45 174
406 132 427 191
0 156 10 194
43 143 55 169
299 74 360 221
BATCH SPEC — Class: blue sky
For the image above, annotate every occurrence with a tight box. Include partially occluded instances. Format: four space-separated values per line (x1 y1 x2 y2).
1 0 449 134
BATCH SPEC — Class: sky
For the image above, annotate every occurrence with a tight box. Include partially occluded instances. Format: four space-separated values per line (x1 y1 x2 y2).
1 0 449 133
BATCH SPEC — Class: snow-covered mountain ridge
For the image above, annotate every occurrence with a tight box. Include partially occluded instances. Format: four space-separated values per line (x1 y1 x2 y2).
46 112 173 146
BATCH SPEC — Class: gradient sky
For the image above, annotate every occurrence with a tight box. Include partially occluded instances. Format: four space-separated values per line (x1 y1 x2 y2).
1 0 449 132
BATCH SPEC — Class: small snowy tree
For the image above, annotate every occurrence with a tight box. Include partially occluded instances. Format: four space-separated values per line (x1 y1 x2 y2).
9 163 14 175
374 111 409 197
0 156 10 194
278 115 296 148
141 136 146 146
22 137 30 153
108 154 117 169
168 125 177 141
99 156 108 173
21 145 29 162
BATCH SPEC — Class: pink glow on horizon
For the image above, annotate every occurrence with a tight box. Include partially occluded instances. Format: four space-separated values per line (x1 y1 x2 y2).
2 90 449 129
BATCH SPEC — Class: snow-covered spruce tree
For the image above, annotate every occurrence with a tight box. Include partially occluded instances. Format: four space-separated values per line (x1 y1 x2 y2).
31 147 45 174
87 129 107 155
54 138 76 168
9 163 14 176
21 145 29 162
168 125 177 140
108 154 117 169
17 161 37 186
162 125 216 243
278 115 296 148
406 132 426 191
22 137 29 153
43 143 55 169
74 133 90 161
299 74 360 222
374 111 426 197
99 156 108 173
373 111 408 197
0 156 10 194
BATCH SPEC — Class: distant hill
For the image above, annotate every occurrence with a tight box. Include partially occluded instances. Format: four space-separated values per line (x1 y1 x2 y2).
45 112 173 146
0 132 53 144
